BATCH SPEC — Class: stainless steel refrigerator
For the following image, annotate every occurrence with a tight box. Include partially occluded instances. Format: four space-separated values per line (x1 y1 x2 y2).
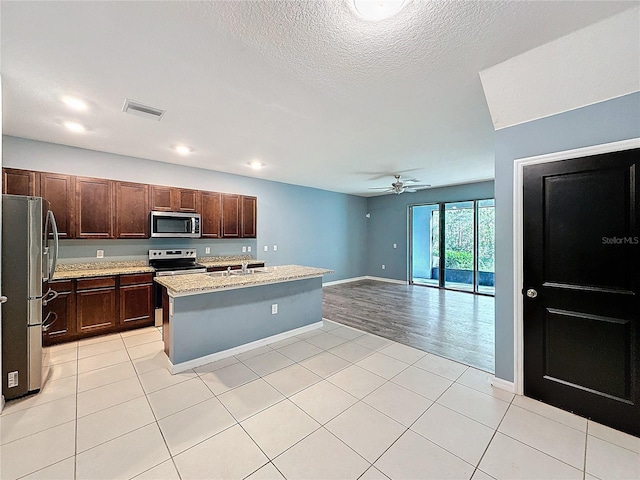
2 195 59 400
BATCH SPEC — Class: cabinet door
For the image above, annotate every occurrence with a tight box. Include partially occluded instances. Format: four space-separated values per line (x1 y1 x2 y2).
116 182 149 238
119 283 153 327
42 280 75 345
151 186 174 212
241 196 257 238
76 277 117 334
201 191 222 238
40 173 75 239
221 194 241 238
3 168 38 195
176 189 200 212
76 177 114 239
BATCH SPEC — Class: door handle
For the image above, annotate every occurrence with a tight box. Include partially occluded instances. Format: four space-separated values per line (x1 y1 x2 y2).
526 288 538 299
0 296 7 304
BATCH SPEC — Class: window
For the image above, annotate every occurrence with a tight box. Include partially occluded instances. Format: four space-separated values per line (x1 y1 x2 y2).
410 198 495 295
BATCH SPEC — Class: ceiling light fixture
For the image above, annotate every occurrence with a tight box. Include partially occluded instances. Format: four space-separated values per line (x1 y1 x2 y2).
353 0 406 21
248 161 265 170
63 121 86 133
61 96 88 111
173 145 194 155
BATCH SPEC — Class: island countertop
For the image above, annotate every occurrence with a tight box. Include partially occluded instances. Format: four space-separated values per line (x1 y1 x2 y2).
154 265 333 297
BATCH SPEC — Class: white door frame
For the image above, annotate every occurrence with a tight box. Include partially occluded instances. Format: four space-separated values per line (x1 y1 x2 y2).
512 137 640 396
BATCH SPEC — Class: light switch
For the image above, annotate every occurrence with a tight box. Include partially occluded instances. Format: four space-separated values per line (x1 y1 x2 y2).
96 250 104 258
271 304 278 314
382 264 385 270
247 246 252 252
393 243 397 249
242 246 247 253
264 245 268 252
273 245 278 251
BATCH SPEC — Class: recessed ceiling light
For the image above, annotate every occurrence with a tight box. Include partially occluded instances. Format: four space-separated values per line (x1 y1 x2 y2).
63 121 86 133
353 0 406 21
61 96 88 111
248 161 265 170
173 145 194 155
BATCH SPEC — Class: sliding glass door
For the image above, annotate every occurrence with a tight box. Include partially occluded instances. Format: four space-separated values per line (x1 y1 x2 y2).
410 198 495 295
444 201 475 291
410 204 439 286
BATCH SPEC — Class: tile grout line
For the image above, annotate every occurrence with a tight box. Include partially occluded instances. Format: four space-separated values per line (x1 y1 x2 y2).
583 421 589 479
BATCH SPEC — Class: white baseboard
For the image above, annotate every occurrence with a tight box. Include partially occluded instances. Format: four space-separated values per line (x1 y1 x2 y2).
323 276 367 286
491 377 516 393
168 321 323 374
323 276 408 286
365 276 409 285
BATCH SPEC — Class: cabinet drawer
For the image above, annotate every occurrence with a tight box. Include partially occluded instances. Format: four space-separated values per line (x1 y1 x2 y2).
77 276 116 291
48 279 73 293
120 273 153 286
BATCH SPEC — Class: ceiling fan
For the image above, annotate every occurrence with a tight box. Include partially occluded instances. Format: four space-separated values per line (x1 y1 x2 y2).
369 175 431 195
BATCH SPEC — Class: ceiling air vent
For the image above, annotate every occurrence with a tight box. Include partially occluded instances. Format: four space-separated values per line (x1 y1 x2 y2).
122 98 166 121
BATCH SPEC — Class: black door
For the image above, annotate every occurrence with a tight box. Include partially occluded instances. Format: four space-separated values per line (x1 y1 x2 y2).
523 147 639 437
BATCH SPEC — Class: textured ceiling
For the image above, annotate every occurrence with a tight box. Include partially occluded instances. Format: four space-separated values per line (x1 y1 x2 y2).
1 1 635 196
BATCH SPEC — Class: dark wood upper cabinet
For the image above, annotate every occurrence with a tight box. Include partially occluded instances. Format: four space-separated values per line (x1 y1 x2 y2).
150 185 174 212
40 172 74 239
76 177 114 239
151 185 199 213
241 196 257 238
221 194 241 238
201 191 222 238
3 168 38 196
116 182 149 238
176 189 200 212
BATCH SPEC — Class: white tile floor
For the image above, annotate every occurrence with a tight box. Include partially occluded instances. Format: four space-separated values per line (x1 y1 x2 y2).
1 320 639 480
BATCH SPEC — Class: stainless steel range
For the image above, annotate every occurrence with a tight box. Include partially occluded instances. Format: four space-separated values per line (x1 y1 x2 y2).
149 249 206 276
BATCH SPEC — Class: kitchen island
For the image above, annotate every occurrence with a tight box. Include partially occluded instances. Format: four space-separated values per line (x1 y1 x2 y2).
154 265 333 372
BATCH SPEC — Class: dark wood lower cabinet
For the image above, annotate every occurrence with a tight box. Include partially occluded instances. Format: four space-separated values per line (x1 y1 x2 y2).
76 277 117 334
42 280 75 346
43 274 155 345
120 274 153 329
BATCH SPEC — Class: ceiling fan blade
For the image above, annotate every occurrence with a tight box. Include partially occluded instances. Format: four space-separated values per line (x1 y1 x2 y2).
407 184 431 188
368 186 393 190
404 188 417 193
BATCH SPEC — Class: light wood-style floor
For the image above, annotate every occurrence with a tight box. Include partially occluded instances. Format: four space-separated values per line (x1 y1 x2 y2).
322 280 495 373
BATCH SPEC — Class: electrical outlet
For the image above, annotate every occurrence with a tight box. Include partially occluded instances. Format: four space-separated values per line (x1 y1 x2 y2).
242 246 247 253
247 246 252 252
271 304 278 315
205 247 211 254
393 243 397 249
273 245 278 251
382 264 385 270
264 245 268 252
96 250 104 258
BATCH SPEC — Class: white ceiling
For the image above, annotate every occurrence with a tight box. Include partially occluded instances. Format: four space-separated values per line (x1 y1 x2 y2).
1 1 635 196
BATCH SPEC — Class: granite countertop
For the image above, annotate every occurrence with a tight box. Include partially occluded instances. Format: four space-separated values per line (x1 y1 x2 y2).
53 261 154 280
51 256 266 280
154 265 333 297
196 255 265 268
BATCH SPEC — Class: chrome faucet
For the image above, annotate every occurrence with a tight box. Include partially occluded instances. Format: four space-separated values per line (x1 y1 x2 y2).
241 260 249 274
227 266 231 277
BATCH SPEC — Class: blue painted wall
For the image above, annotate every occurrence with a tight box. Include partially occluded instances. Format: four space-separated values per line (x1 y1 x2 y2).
494 91 640 382
2 136 368 282
366 181 495 281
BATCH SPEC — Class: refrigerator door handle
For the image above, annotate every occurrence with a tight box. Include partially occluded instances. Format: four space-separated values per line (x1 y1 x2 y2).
0 295 7 304
46 210 59 280
42 288 59 306
42 311 58 332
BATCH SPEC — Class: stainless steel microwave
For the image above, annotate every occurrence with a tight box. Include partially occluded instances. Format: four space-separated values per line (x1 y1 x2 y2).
150 211 201 238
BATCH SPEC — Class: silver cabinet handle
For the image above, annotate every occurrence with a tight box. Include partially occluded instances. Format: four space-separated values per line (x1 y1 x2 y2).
42 288 59 306
0 296 7 304
526 288 538 299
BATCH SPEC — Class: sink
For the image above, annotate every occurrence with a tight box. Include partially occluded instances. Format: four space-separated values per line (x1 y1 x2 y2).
207 267 269 278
